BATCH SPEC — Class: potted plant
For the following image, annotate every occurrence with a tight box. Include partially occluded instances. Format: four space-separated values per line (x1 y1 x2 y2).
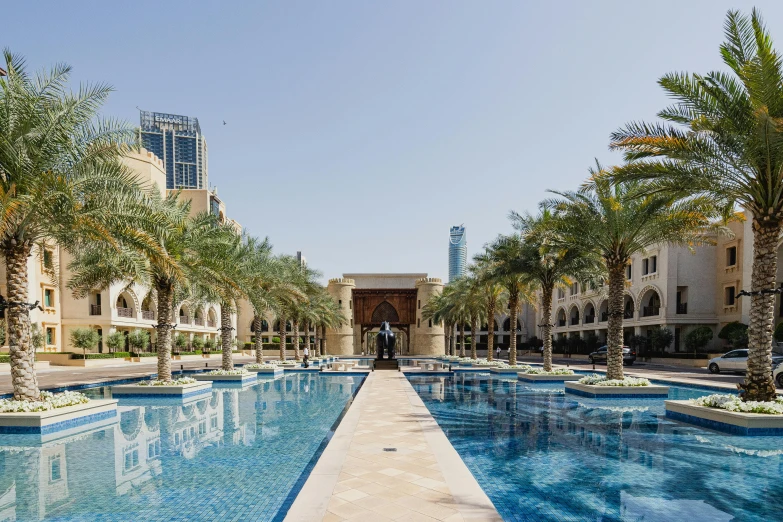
128 329 149 361
70 328 100 360
173 333 187 359
106 331 125 355
192 335 205 353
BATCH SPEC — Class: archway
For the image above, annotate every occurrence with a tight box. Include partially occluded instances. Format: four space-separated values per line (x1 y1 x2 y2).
640 287 662 317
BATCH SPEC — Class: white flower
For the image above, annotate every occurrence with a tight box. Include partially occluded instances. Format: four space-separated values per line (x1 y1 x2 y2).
206 369 249 376
500 364 534 370
244 364 278 370
138 378 196 386
578 374 650 386
525 368 574 375
0 391 90 413
691 394 783 415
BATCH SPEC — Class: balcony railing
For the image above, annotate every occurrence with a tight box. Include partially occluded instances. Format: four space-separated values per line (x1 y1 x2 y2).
207 320 216 328
89 304 102 316
642 306 660 317
194 317 204 326
558 319 566 327
584 315 595 324
141 310 155 320
676 303 688 314
601 312 608 322
570 317 579 325
179 315 191 325
117 307 133 318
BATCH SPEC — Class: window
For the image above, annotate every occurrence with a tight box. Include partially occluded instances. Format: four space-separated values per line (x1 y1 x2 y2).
43 249 53 270
123 449 139 471
147 440 161 459
44 288 53 308
50 456 62 482
418 300 421 309
570 283 578 296
417 318 421 328
726 246 737 267
46 327 55 346
350 319 353 327
725 286 736 306
338 300 342 307
557 289 565 299
643 256 657 275
349 300 352 310
428 319 432 328
626 264 632 280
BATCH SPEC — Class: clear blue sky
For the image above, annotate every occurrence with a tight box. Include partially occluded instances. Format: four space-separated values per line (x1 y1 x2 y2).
6 1 783 281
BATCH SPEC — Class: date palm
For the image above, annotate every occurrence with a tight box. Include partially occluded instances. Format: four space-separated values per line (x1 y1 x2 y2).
608 9 782 400
545 173 715 380
509 209 597 372
451 274 485 360
0 51 147 400
421 292 454 355
470 258 507 361
482 234 537 365
70 192 239 381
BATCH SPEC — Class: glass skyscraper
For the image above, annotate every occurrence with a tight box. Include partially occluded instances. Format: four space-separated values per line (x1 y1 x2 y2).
448 225 467 282
139 111 208 190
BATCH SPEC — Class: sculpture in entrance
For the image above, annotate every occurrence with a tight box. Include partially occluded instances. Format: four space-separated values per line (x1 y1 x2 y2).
375 321 396 360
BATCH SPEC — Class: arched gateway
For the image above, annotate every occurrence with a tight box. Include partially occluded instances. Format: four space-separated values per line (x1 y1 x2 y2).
324 274 445 356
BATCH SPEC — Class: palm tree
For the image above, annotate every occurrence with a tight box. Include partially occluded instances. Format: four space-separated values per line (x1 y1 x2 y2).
483 234 537 365
472 256 508 361
509 209 597 372
451 274 485 360
421 292 454 355
545 173 715 380
608 9 782 400
313 292 344 356
70 192 239 382
0 52 146 400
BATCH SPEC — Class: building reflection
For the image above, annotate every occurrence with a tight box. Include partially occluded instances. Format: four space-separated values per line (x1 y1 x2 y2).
0 373 361 521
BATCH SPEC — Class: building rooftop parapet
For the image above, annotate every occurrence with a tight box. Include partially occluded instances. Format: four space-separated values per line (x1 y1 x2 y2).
328 278 355 285
416 277 443 285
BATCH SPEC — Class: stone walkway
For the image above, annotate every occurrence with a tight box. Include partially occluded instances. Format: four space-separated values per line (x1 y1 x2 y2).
285 370 500 521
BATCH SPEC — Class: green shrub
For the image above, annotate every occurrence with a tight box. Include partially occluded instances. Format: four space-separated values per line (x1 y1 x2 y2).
0 355 8 364
106 331 125 353
70 327 101 357
719 321 749 347
685 326 714 353
128 329 150 354
192 336 205 350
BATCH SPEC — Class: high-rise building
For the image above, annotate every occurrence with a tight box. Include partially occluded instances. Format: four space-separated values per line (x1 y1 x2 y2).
448 225 467 282
139 110 208 190
296 251 307 267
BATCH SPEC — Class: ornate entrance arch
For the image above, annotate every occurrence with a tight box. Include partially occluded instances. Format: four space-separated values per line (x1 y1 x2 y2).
371 301 400 323
353 289 416 355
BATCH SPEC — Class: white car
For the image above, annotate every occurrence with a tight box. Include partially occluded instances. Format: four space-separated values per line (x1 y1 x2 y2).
775 362 783 388
708 349 749 374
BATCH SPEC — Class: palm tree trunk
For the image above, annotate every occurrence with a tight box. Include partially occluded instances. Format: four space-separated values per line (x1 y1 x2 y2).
470 316 478 359
279 316 287 361
313 322 319 356
6 241 39 400
155 279 174 382
486 298 496 361
448 323 455 355
319 324 326 356
542 284 554 372
606 263 626 381
254 315 264 363
220 304 233 371
508 290 519 366
304 322 311 355
459 323 465 357
740 220 781 401
292 319 300 360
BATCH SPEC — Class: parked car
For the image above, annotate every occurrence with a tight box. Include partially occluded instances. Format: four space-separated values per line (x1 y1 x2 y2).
708 349 783 374
588 345 636 366
774 361 783 388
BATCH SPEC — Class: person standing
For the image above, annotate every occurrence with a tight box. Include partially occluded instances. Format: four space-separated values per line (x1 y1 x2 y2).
303 345 309 368
496 345 501 360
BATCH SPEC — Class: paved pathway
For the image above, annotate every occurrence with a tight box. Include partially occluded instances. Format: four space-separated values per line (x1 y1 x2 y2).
286 370 500 521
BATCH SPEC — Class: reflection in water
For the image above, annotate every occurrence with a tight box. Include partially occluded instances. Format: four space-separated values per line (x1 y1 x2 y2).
0 373 363 521
409 373 783 522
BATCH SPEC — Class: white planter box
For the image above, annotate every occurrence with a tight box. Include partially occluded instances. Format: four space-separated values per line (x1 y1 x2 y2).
564 381 669 398
111 381 212 397
193 373 256 382
0 399 118 435
490 367 534 374
665 400 783 436
517 373 581 382
246 367 284 376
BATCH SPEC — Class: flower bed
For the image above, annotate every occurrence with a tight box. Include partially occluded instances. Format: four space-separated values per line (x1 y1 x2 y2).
244 364 278 370
578 374 650 386
691 394 783 415
138 378 197 386
501 364 534 370
206 369 249 376
524 368 575 375
0 391 89 413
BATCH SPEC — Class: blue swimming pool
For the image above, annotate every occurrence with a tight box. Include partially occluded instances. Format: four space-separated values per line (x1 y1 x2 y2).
408 373 783 522
0 373 364 521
